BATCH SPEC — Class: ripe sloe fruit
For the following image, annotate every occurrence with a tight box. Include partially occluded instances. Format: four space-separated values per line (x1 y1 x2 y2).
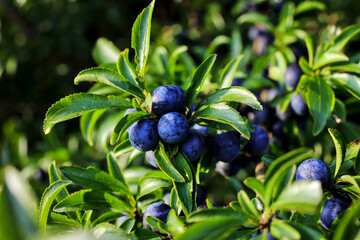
129 119 159 151
319 198 349 230
142 202 171 232
158 112 189 144
295 158 331 188
212 131 241 162
180 130 206 162
152 85 185 115
285 63 303 90
244 125 269 155
290 94 307 116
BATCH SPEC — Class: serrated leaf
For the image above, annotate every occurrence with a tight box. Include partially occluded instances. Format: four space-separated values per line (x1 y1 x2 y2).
176 218 241 240
117 49 141 88
197 87 261 111
92 38 121 65
345 138 360 161
328 128 346 177
154 143 185 182
80 109 107 146
107 152 127 185
295 1 326 15
119 218 136 234
60 166 131 196
331 73 360 100
93 222 136 240
137 176 172 199
159 209 185 237
185 54 217 108
330 63 360 74
243 177 265 201
313 51 348 69
194 103 250 139
131 0 155 75
187 208 245 223
39 180 72 232
114 139 135 156
54 189 133 213
328 25 360 52
82 210 92 231
236 13 273 30
306 76 335 135
264 148 314 206
219 55 243 89
48 212 81 227
43 93 132 134
270 220 301 240
333 201 360 240
271 181 322 213
110 111 151 145
74 68 145 98
93 210 126 226
338 175 360 197
174 181 193 216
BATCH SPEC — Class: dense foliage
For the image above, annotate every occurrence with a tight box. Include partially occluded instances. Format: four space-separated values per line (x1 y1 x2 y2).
1 0 360 240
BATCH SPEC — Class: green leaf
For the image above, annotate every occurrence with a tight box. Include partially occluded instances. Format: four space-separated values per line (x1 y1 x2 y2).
328 25 360 52
333 99 347 123
304 37 314 67
205 35 230 58
194 103 250 139
187 208 245 223
174 181 193 216
313 51 348 69
236 13 273 30
278 2 295 30
159 209 185 237
93 222 136 240
338 175 360 197
237 191 260 221
119 218 136 234
286 222 325 240
131 0 155 75
197 87 261 110
169 46 188 81
110 111 152 145
48 212 81 227
80 109 107 146
328 128 346 177
330 73 360 100
107 152 127 185
330 63 360 74
345 138 360 161
243 177 265 201
271 181 322 213
154 143 185 182
43 93 132 134
295 1 326 15
137 176 172 199
264 148 314 206
54 189 133 213
92 37 121 65
306 76 335 135
74 67 145 98
114 139 135 156
219 55 243 89
185 54 217 108
39 180 72 232
333 201 360 240
60 166 131 196
93 211 126 226
270 220 301 240
117 49 141 88
82 210 92 231
176 218 242 240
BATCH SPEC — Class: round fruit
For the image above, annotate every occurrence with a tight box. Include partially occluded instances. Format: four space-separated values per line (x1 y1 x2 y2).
180 130 206 162
319 198 349 230
152 85 185 115
244 125 269 155
285 63 303 90
129 119 159 151
290 94 307 116
142 202 171 232
295 159 331 188
212 131 241 162
158 112 189 144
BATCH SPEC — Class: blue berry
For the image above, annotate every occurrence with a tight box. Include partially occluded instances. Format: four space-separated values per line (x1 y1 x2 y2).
290 94 307 116
212 131 240 162
158 112 189 144
319 198 349 230
180 131 206 162
275 103 292 121
248 104 269 124
285 64 303 90
152 85 185 115
196 184 206 206
191 124 208 135
142 202 171 232
129 119 159 151
231 78 244 86
295 159 331 188
244 125 269 155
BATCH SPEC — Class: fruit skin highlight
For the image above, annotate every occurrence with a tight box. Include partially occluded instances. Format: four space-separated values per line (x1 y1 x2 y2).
319 198 349 230
142 202 171 232
129 119 159 151
158 112 189 144
295 158 331 188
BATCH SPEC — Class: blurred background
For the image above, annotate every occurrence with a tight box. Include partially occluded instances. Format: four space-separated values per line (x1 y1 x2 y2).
1 0 360 198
